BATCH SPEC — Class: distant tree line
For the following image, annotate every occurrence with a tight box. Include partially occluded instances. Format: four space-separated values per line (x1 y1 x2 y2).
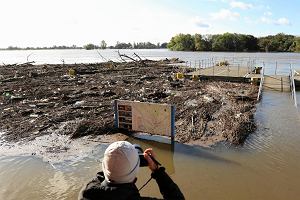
106 42 168 50
1 45 82 50
167 33 300 52
1 40 168 50
83 41 167 50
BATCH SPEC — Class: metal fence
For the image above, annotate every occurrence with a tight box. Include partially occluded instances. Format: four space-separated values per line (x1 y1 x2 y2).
257 66 265 101
184 57 257 76
290 66 298 107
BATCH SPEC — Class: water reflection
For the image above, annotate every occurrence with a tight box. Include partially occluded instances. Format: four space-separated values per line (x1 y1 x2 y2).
1 91 300 199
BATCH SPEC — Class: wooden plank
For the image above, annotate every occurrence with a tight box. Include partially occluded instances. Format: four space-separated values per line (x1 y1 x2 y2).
115 100 174 137
188 65 250 77
263 75 290 92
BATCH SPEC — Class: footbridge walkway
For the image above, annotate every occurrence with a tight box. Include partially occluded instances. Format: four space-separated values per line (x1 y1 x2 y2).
181 57 299 107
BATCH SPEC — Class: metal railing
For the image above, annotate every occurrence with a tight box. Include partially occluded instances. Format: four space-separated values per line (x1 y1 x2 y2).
259 61 292 76
186 57 257 76
257 64 265 101
290 64 297 107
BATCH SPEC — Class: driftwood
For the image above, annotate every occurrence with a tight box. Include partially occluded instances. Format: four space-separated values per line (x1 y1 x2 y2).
27 53 34 62
118 50 136 62
2 61 35 68
2 63 18 67
133 53 148 67
96 50 118 68
17 61 35 67
117 51 148 67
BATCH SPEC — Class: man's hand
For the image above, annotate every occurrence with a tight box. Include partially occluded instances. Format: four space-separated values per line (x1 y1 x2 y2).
143 148 158 172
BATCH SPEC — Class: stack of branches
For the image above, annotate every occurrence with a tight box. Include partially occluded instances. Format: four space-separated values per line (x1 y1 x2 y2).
117 51 149 67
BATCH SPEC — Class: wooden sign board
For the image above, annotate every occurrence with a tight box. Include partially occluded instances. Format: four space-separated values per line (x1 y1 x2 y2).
114 100 175 138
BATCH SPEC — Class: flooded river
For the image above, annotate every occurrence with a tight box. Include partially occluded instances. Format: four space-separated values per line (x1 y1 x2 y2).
1 90 300 200
1 50 300 199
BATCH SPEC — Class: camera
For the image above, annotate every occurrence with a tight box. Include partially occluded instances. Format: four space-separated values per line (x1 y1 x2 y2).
133 144 148 167
133 144 161 167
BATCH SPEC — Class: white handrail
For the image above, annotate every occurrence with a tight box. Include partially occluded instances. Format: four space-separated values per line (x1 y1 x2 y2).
290 66 297 107
257 65 265 101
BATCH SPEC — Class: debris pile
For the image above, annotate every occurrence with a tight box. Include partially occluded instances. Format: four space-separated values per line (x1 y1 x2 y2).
0 58 258 146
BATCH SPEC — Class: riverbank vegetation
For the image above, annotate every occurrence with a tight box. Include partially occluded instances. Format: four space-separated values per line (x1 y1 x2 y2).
3 32 299 53
0 41 168 51
167 33 300 52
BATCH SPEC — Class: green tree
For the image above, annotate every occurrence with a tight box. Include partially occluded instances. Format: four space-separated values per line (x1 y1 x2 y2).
202 35 213 51
84 43 97 50
115 42 132 49
212 33 238 51
167 32 297 52
167 34 195 51
160 42 168 48
291 37 300 52
194 34 203 51
258 33 295 52
192 34 213 51
258 37 271 52
243 35 259 51
100 40 107 49
133 42 157 49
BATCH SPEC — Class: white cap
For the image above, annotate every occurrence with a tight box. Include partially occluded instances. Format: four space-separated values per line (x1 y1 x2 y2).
102 141 140 184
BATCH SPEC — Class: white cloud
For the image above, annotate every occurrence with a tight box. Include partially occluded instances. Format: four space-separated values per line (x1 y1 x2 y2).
210 9 240 20
275 18 291 26
230 1 253 10
264 11 272 16
260 16 272 24
260 16 291 26
0 0 195 47
192 17 210 28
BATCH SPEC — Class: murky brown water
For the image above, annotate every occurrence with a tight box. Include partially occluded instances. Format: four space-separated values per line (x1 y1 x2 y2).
1 90 300 200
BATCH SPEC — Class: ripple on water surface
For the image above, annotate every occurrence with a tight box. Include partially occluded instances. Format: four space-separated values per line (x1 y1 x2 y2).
1 90 300 199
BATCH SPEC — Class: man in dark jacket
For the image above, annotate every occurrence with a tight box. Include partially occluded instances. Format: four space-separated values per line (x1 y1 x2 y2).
79 141 184 200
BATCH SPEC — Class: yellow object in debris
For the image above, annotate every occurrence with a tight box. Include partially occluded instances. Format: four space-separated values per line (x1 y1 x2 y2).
176 73 184 79
68 68 76 76
251 77 260 85
192 75 199 81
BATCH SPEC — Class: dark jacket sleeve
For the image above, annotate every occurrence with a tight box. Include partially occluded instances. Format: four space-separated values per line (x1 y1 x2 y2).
151 167 185 200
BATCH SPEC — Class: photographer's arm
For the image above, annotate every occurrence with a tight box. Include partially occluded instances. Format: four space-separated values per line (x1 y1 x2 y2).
144 149 185 200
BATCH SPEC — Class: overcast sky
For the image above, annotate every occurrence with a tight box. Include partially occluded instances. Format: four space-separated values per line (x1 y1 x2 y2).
0 0 298 48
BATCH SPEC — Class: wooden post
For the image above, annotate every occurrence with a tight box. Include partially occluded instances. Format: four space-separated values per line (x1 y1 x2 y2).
171 105 176 141
114 100 119 128
290 63 292 92
247 61 249 74
275 62 278 75
228 64 229 76
281 77 283 92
